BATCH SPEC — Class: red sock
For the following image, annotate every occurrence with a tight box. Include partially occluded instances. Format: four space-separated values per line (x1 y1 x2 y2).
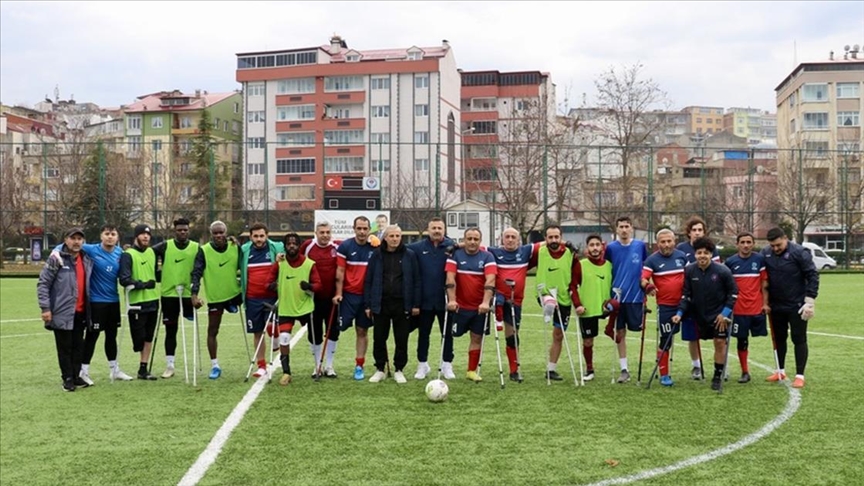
506 346 517 373
468 349 481 371
738 350 749 373
257 359 266 368
583 346 593 370
495 306 504 323
659 350 669 376
355 357 365 368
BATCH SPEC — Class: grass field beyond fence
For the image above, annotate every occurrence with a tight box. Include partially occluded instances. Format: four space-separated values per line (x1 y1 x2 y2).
1 275 862 486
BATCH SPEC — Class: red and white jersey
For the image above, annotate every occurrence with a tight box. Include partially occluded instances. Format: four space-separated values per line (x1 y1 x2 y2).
724 253 768 316
336 238 373 296
446 249 497 311
301 238 339 298
487 243 539 305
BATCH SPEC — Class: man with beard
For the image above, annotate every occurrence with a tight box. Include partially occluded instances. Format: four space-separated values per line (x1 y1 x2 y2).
574 233 613 382
239 223 283 379
118 224 159 381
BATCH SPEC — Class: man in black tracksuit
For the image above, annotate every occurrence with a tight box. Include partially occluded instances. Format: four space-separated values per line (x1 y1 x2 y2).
761 227 819 389
673 237 738 391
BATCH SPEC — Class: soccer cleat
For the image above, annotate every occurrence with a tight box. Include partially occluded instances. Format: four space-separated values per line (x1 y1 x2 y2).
393 371 407 384
369 370 386 383
466 370 483 383
546 370 563 381
441 362 457 380
583 370 595 382
74 377 91 388
353 365 365 381
111 369 134 381
414 362 431 380
78 371 95 387
62 378 76 392
660 375 674 387
137 371 158 381
279 373 292 386
738 372 751 384
792 376 805 388
161 367 175 379
766 371 787 382
252 367 268 379
226 304 239 314
616 369 631 384
711 376 722 391
509 371 523 383
208 366 222 380
323 367 337 378
691 367 703 380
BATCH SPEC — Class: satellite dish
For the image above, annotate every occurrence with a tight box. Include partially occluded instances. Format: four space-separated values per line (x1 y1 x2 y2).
844 45 851 52
854 44 861 51
756 165 765 174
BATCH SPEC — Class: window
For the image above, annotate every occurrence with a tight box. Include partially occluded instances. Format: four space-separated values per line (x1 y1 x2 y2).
180 117 193 128
276 78 315 94
324 76 363 92
45 167 60 178
324 130 364 145
837 111 860 127
180 186 193 202
213 118 220 131
788 93 796 107
247 83 265 96
372 105 390 118
277 132 315 147
802 84 828 102
247 163 265 175
732 185 743 199
276 158 315 174
179 139 192 154
414 104 429 117
407 51 422 61
471 121 497 134
247 137 265 149
805 141 829 158
837 83 860 99
127 136 142 153
233 102 239 113
325 156 365 173
790 118 796 133
373 159 391 172
224 121 228 132
277 185 315 200
372 133 390 144
516 100 529 111
839 142 861 153
232 121 240 134
414 131 429 144
706 118 713 124
248 111 265 123
593 191 617 206
414 158 429 171
277 104 316 121
452 212 479 229
468 144 498 158
696 117 702 123
467 168 494 181
802 112 828 130
127 115 142 130
415 75 429 89
151 117 163 129
371 77 390 90
151 140 162 151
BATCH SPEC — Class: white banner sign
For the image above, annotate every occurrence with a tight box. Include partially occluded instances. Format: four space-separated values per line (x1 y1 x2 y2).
314 210 391 241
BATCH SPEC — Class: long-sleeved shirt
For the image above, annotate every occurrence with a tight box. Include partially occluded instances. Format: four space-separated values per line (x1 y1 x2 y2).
118 245 159 313
678 261 738 325
189 241 243 296
407 236 455 311
760 242 819 312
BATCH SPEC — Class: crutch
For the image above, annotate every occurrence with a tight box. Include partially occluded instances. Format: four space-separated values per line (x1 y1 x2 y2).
239 305 253 371
119 285 140 384
244 302 278 382
147 307 163 374
636 298 650 386
551 288 579 387
491 308 506 389
646 321 676 389
307 309 320 381
267 305 278 383
316 304 338 379
192 308 200 387
538 284 552 386
718 315 733 394
610 287 623 384
176 285 189 384
766 313 782 380
693 317 705 381
476 309 489 381
504 279 522 382
437 295 450 381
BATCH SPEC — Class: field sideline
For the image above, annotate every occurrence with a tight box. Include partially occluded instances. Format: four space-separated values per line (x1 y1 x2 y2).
1 275 862 485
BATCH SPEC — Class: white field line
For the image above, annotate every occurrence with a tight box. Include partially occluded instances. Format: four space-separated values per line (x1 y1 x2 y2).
0 318 41 323
0 332 49 339
177 324 307 486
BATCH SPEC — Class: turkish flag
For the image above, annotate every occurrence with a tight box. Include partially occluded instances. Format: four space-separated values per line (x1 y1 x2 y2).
325 176 342 190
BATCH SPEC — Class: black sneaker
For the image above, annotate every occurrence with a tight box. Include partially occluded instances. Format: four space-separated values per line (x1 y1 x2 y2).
738 372 751 384
137 371 158 381
711 376 722 391
62 378 76 392
509 371 523 383
546 370 563 381
74 377 90 388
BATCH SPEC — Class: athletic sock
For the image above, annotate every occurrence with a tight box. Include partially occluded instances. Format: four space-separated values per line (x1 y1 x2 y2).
505 346 518 373
108 360 118 370
311 343 322 362
138 362 147 374
257 359 266 369
211 359 219 368
280 354 290 374
81 364 90 374
738 350 749 373
778 368 786 376
692 359 701 369
619 358 628 371
467 349 481 371
547 362 557 372
659 350 669 376
583 346 593 370
326 340 337 368
714 362 724 379
166 356 175 368
355 357 365 368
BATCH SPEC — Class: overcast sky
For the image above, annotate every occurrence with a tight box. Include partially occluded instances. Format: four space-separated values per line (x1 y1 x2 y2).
1 1 862 113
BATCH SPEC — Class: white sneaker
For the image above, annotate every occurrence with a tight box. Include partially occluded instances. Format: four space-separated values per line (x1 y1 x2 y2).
441 362 457 380
414 362 430 380
161 367 175 379
252 367 268 379
111 368 134 382
79 371 95 386
323 367 337 378
394 371 407 384
369 370 387 383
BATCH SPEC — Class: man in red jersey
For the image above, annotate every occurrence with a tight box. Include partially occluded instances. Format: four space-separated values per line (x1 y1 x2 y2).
300 222 340 378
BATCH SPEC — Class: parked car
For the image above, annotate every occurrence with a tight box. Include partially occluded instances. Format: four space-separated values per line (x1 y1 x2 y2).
801 242 837 270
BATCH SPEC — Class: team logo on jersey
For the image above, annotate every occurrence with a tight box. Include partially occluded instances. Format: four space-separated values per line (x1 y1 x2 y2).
106 265 113 272
478 260 484 269
676 259 683 267
711 274 718 281
751 262 758 271
631 254 641 264
733 265 740 271
659 263 665 269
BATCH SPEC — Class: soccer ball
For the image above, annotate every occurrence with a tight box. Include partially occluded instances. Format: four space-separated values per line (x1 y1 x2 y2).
425 379 449 403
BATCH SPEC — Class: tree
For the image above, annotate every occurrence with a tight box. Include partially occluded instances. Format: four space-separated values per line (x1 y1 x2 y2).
774 148 834 243
185 109 229 226
0 155 32 264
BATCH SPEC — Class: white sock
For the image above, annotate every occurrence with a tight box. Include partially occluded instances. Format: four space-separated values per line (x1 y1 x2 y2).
108 360 118 370
211 359 219 368
326 340 337 368
166 356 175 367
311 344 322 362
620 358 628 371
81 364 90 374
692 359 701 368
779 368 786 375
795 374 804 379
547 362 557 372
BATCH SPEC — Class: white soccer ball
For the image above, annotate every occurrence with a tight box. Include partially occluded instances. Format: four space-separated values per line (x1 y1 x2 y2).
425 379 449 403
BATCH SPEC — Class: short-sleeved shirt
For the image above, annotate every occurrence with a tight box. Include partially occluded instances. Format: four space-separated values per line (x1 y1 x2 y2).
642 249 688 307
724 253 767 316
445 249 497 311
302 239 339 298
488 243 539 306
83 243 122 303
336 238 374 296
605 239 648 304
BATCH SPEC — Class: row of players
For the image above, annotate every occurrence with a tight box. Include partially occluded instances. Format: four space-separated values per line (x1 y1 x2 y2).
37 215 818 392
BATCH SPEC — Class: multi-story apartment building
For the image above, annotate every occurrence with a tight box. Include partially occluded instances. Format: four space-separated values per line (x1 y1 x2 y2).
723 108 777 146
775 50 863 238
235 35 461 219
682 106 724 135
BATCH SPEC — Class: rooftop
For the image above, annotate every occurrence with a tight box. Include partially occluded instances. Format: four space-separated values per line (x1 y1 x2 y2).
124 91 236 114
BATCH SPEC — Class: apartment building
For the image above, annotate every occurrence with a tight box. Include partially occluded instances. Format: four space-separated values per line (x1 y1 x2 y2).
723 108 777 146
682 106 724 135
235 35 462 215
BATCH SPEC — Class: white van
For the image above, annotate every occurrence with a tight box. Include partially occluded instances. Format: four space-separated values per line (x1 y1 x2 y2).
802 242 837 270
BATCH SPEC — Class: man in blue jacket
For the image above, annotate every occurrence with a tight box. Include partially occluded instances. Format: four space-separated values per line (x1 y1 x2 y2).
364 225 421 383
761 227 819 388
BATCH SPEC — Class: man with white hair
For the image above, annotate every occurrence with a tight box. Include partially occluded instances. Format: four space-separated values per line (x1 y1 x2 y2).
190 220 243 380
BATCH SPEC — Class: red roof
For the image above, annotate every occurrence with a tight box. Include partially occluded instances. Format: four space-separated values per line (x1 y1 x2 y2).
323 45 449 63
125 92 236 114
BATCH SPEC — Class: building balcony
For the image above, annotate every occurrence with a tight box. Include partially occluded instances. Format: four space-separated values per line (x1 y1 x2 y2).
462 111 499 123
275 146 319 159
172 127 198 135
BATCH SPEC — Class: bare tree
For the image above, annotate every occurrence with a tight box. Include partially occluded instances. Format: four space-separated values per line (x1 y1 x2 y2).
774 148 835 243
